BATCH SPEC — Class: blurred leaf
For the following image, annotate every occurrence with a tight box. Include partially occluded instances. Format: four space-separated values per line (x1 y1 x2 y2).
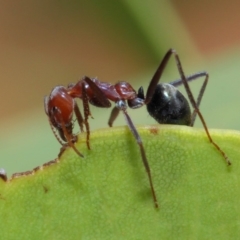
0 125 239 239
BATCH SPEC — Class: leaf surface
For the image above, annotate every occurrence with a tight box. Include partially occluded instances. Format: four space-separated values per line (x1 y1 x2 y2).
0 125 239 239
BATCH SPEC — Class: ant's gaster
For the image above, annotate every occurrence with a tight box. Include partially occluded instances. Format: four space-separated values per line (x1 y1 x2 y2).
44 49 230 209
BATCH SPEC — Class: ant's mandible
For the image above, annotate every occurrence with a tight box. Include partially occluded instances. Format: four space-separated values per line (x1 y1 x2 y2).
45 49 231 209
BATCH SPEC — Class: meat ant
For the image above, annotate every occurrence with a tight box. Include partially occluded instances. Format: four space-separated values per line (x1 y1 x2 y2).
44 49 231 209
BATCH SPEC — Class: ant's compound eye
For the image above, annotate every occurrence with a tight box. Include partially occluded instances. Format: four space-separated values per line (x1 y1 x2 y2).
52 106 59 113
51 106 60 114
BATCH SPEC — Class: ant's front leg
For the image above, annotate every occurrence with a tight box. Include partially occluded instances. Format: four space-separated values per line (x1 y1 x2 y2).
57 109 84 158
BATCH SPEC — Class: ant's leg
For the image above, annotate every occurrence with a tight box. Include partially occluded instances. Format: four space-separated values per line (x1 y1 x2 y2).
108 107 120 127
82 82 91 150
120 105 158 208
115 100 158 207
170 72 207 87
57 112 84 158
171 50 231 165
74 101 85 132
190 74 208 126
47 118 65 146
145 49 176 104
170 72 209 126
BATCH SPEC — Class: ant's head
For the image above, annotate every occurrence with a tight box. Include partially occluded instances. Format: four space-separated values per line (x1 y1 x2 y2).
44 86 75 129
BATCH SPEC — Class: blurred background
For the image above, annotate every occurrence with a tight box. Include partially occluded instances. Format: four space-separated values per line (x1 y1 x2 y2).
0 0 239 176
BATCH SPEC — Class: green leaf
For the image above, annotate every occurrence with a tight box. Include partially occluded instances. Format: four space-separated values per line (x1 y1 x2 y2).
0 125 239 239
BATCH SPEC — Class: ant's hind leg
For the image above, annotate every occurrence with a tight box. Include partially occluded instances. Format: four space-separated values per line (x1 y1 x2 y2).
190 73 208 126
145 49 174 104
171 50 231 165
170 72 209 126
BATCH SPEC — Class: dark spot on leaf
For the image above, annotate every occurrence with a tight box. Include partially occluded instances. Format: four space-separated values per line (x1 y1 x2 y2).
149 127 159 135
43 185 49 193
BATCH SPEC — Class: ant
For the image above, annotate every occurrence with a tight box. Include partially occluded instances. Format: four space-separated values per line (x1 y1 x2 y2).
45 49 231 209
